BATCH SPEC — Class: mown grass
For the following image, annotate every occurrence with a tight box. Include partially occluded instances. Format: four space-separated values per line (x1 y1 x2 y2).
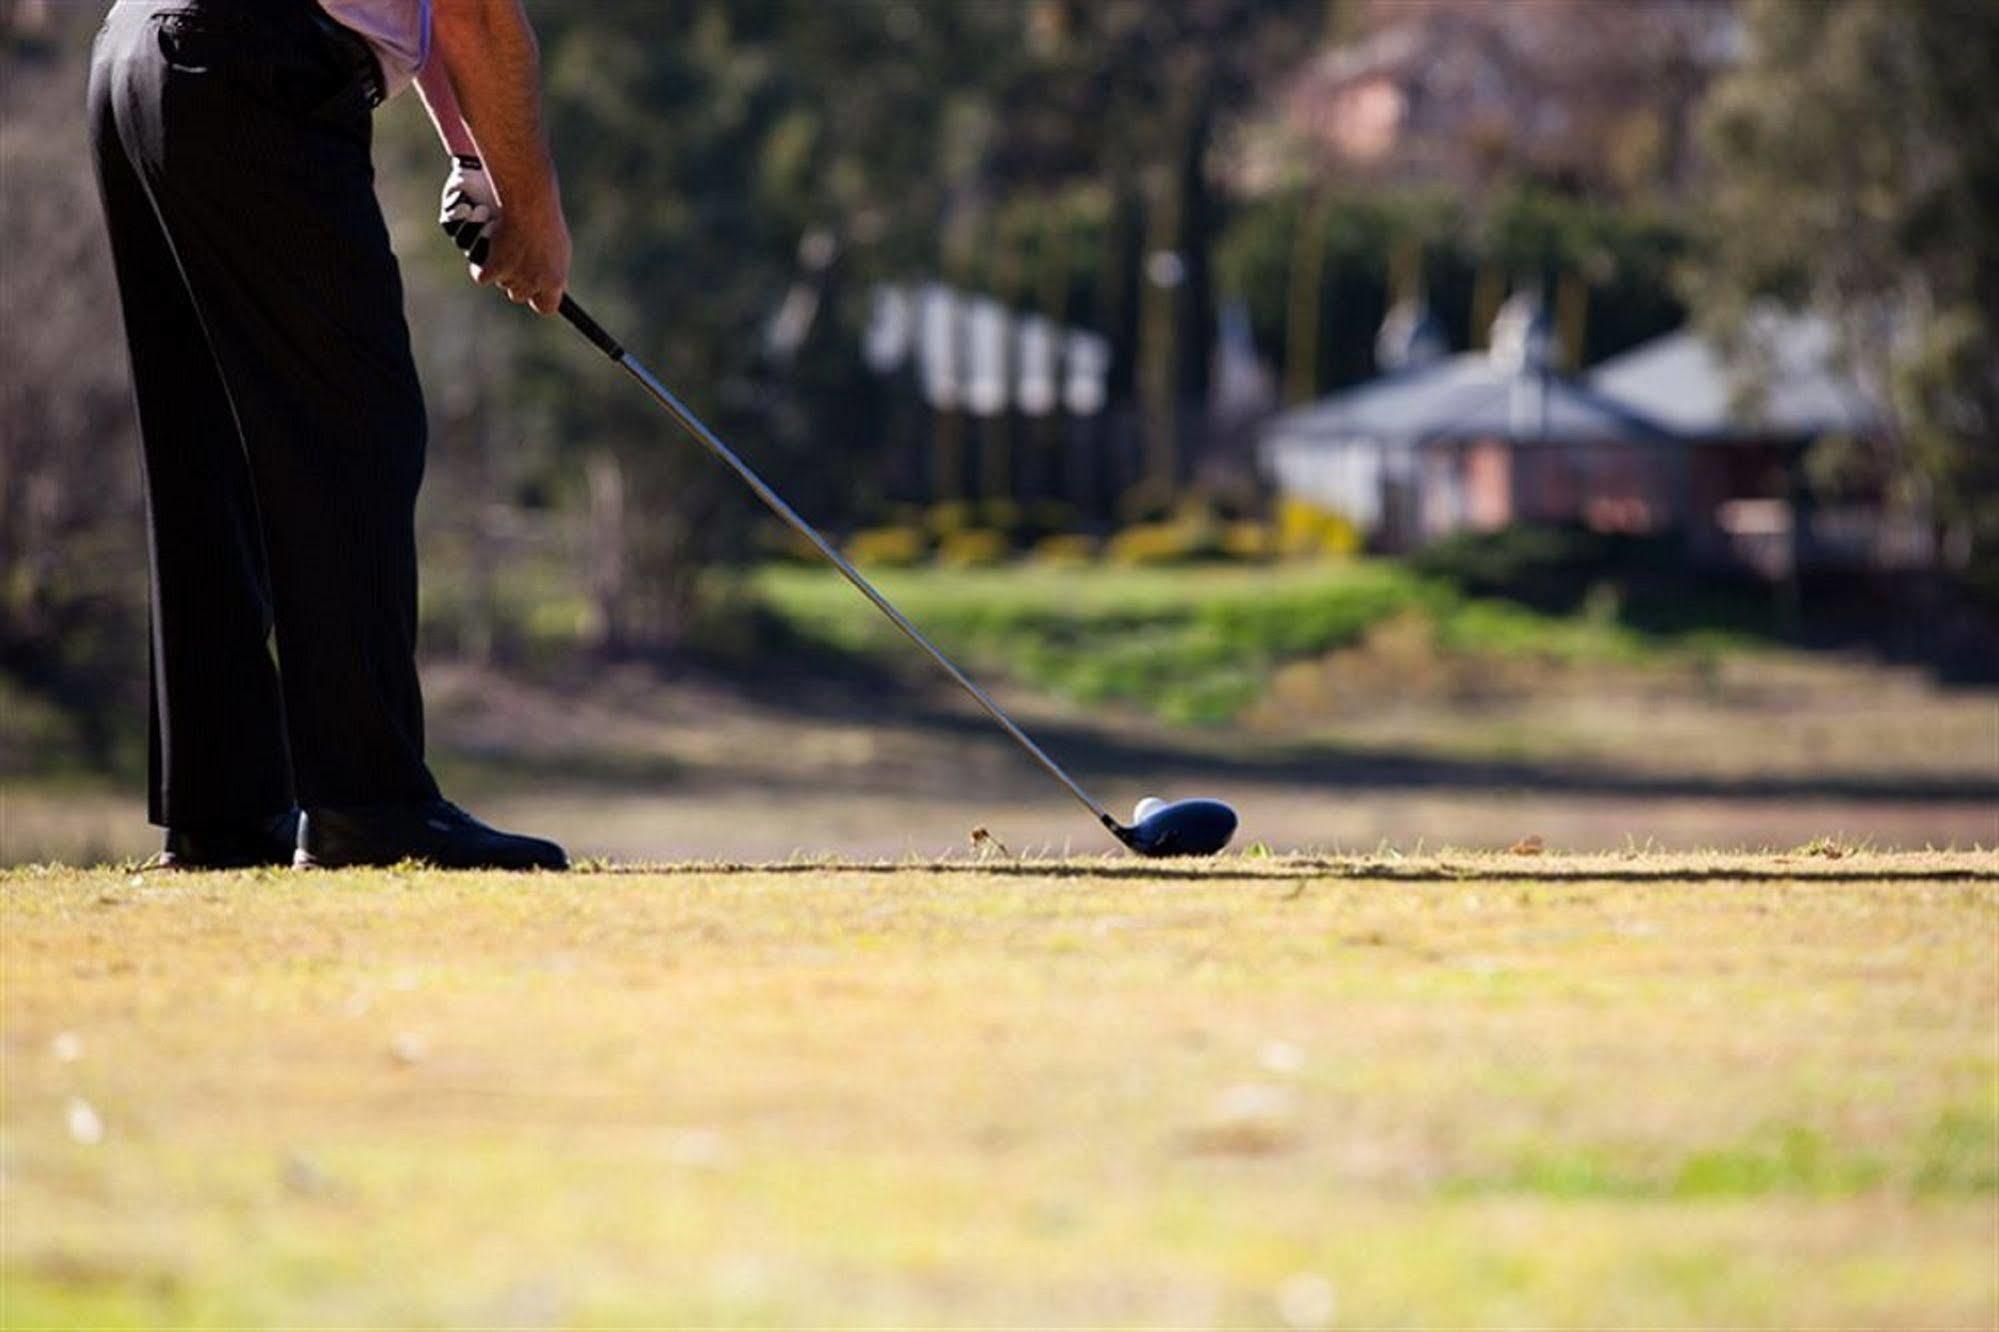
752 562 1750 724
6 852 1995 1328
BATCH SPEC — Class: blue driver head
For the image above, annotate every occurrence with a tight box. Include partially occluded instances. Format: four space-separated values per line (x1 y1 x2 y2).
1111 797 1238 858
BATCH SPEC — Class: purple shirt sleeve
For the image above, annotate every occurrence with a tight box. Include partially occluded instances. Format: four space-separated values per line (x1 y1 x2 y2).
317 0 431 100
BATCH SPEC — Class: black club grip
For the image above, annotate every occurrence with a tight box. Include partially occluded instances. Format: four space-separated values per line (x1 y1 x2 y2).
444 217 489 267
559 295 625 361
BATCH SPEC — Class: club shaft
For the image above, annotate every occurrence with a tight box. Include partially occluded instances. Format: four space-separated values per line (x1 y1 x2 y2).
588 324 1113 826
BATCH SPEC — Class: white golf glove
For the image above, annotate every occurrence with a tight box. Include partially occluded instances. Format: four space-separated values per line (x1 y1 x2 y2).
439 153 497 265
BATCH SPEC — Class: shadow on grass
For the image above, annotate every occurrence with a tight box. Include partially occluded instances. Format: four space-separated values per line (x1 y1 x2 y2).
18 639 1997 808
432 745 685 793
428 654 1999 805
851 702 1999 805
583 859 1999 884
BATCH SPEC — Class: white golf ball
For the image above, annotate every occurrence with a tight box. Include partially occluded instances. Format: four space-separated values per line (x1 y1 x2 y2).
1133 796 1167 823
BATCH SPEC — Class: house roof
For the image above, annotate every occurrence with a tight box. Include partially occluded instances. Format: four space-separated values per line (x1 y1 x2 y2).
1262 351 1674 451
1587 310 1885 440
1418 364 1677 445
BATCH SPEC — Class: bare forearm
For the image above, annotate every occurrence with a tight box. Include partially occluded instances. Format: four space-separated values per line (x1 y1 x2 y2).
429 0 559 212
425 0 570 314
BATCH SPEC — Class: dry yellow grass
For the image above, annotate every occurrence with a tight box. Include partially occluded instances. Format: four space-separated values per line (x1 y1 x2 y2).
5 853 1996 1327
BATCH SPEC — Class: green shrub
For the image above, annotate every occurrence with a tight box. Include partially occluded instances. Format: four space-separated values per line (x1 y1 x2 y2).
751 561 1721 727
845 526 929 568
924 501 979 538
937 530 1010 568
1031 534 1099 566
1276 498 1364 558
1408 524 1607 603
1219 522 1279 562
980 499 1025 531
756 521 821 564
1026 501 1082 536
1106 521 1221 566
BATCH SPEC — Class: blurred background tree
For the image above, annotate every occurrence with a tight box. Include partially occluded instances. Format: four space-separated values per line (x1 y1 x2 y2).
1 7 147 765
1689 0 1999 601
2 0 1992 763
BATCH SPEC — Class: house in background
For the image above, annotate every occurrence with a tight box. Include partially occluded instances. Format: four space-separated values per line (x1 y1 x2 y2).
1259 297 1922 576
1588 310 1919 575
1260 295 1679 551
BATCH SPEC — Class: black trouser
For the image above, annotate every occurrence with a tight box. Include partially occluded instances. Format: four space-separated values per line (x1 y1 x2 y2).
90 0 439 826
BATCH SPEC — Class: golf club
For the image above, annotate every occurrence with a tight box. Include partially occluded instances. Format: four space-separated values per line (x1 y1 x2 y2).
555 293 1238 858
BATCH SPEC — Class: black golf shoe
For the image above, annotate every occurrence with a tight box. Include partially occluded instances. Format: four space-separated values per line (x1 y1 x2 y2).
296 800 568 871
157 809 301 870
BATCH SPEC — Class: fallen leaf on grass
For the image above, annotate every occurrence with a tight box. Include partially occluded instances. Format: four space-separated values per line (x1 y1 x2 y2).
66 1098 104 1145
282 1153 335 1198
1275 1272 1338 1330
1259 1040 1306 1076
665 1128 734 1171
1186 1083 1298 1156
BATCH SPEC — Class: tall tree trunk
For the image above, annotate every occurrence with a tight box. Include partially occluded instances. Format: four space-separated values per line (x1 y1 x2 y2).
1284 187 1330 405
1139 75 1218 502
465 315 501 666
584 450 627 656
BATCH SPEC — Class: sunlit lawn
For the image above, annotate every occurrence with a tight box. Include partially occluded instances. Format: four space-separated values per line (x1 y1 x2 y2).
6 853 1996 1327
750 561 1690 726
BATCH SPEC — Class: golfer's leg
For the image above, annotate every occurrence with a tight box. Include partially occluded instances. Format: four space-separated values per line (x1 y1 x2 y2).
176 191 438 810
121 27 439 810
89 28 293 828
